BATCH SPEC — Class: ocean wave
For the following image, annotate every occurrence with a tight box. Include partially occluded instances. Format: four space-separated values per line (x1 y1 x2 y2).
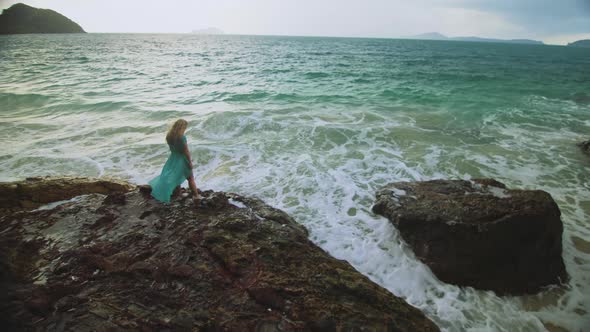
71 100 133 113
569 92 590 105
190 91 361 105
306 51 334 56
74 56 89 63
0 92 53 109
352 78 372 84
4 156 103 180
260 68 292 74
304 71 330 79
222 91 271 102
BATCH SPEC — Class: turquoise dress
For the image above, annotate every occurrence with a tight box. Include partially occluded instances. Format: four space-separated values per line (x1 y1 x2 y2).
149 135 192 203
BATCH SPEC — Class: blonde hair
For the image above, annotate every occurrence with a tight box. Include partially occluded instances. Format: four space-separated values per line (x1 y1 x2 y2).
166 119 188 145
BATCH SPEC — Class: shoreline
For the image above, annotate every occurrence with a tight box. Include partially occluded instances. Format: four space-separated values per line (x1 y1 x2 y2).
0 176 439 331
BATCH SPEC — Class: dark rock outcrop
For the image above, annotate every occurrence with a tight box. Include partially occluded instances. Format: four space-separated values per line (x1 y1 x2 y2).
0 3 85 34
373 179 567 295
578 140 590 154
0 177 438 331
0 176 133 212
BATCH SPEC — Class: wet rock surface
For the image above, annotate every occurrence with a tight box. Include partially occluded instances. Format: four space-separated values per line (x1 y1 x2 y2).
578 140 590 154
373 179 567 295
0 177 438 331
0 176 134 211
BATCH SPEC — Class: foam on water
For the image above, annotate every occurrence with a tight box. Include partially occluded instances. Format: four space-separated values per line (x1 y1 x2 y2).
1 34 589 331
235 110 586 332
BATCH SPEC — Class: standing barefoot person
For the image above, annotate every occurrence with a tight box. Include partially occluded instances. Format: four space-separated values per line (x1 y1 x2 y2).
149 119 200 203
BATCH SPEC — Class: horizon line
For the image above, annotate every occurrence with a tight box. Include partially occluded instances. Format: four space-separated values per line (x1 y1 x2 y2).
4 31 576 46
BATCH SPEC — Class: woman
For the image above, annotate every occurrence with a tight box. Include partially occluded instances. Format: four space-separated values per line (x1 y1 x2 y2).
149 119 200 203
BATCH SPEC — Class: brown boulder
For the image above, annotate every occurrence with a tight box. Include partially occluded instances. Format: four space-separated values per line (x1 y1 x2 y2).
372 179 567 295
0 176 134 211
0 177 438 331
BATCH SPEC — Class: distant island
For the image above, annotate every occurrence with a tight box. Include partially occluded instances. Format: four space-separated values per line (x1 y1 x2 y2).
567 39 590 48
409 32 543 45
191 27 224 35
0 3 85 34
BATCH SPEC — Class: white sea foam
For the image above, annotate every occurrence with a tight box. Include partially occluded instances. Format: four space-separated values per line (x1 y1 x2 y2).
173 107 590 332
33 195 88 211
391 188 407 197
487 186 511 199
3 104 589 331
228 198 247 209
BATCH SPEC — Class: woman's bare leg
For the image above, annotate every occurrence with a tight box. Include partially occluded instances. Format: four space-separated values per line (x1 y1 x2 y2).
172 185 181 197
188 175 199 197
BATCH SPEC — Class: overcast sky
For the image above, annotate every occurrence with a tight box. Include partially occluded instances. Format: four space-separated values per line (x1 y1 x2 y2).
1 0 589 45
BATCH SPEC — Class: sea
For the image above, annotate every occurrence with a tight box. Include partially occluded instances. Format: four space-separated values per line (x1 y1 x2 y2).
1 34 589 331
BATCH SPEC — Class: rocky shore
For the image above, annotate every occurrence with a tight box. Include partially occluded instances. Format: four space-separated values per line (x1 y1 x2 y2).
0 177 438 331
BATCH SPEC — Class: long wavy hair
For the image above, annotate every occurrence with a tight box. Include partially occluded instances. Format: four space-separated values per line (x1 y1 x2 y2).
166 119 188 145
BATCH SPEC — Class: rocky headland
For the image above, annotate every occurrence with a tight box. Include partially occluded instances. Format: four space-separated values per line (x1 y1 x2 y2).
567 39 590 48
410 32 544 45
0 3 85 34
0 177 438 331
373 179 567 295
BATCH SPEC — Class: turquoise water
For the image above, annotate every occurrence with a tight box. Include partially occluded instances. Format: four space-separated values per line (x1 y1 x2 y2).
1 34 589 331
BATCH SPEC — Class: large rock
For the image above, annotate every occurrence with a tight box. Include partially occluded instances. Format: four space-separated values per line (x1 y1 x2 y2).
0 176 134 211
0 177 438 331
578 140 590 154
372 179 567 295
